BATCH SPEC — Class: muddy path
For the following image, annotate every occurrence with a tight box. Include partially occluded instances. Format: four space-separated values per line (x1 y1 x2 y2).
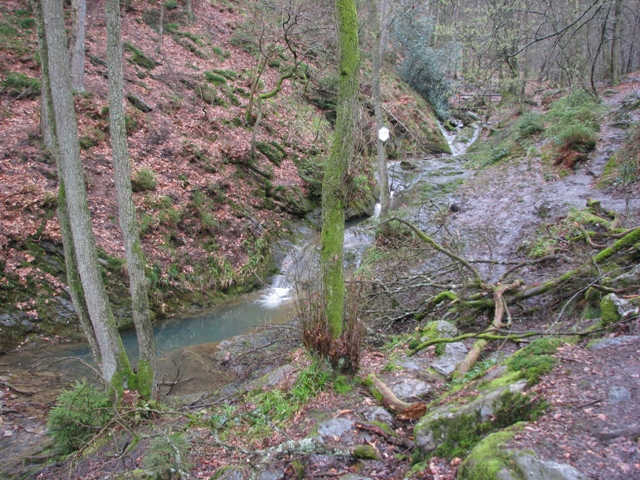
446 77 640 281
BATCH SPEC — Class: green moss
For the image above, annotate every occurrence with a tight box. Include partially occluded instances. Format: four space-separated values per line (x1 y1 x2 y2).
352 444 378 460
431 412 492 459
506 338 561 385
256 141 286 166
204 71 227 85
600 294 620 327
124 43 157 70
457 425 523 480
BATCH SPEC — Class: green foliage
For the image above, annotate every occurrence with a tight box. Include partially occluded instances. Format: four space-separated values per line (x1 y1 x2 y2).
143 431 191 480
1 72 40 98
124 42 157 70
517 112 544 139
208 69 237 81
556 124 597 152
507 338 561 384
204 71 227 85
393 6 451 119
230 29 258 54
333 375 353 394
132 167 157 192
545 89 603 151
194 83 226 106
256 141 286 165
0 9 34 55
47 381 113 454
212 46 230 60
164 0 179 10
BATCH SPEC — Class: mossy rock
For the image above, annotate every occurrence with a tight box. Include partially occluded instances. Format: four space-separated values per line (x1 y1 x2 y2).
459 425 590 480
272 185 313 216
351 444 378 460
256 141 286 166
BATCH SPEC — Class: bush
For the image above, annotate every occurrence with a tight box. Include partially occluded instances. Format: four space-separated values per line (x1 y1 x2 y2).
517 112 544 138
1 71 40 98
132 167 157 192
546 89 603 145
48 381 113 454
204 71 227 85
143 431 191 479
556 124 597 152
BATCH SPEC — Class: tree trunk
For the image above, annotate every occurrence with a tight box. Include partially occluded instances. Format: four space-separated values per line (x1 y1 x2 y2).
610 0 623 85
30 0 101 364
184 0 194 23
41 0 131 392
321 0 360 340
369 0 390 217
106 0 156 399
156 0 164 54
70 0 87 94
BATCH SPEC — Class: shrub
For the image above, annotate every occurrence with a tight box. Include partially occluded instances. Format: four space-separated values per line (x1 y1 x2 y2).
1 72 40 98
204 71 227 85
556 124 597 152
132 167 157 192
47 381 113 454
546 89 603 144
517 112 544 138
143 431 191 480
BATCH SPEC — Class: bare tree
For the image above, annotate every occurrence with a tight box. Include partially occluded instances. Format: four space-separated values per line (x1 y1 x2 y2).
106 0 157 399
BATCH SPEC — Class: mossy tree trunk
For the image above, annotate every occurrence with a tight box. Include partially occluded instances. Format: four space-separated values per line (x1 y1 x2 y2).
41 0 131 395
106 0 157 399
30 0 101 364
321 0 360 340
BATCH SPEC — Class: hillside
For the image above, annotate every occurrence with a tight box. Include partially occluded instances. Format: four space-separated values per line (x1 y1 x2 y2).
0 0 447 351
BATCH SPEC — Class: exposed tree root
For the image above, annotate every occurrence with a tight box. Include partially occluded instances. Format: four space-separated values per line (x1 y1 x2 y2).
365 374 426 420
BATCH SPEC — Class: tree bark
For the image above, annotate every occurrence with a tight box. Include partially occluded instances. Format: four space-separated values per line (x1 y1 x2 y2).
70 0 87 94
30 0 100 364
156 0 164 54
321 0 360 340
369 0 390 217
106 0 156 399
41 0 131 392
610 0 623 85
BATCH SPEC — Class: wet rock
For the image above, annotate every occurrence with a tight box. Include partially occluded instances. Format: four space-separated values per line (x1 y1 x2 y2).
400 160 418 170
414 380 527 456
587 335 640 350
431 342 468 376
255 364 296 389
608 385 631 403
514 453 590 480
318 418 354 440
258 468 285 480
360 406 394 425
388 378 431 401
397 357 430 372
460 428 592 480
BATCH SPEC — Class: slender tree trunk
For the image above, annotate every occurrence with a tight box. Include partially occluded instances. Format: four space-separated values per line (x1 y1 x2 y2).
156 0 164 54
369 0 390 217
184 0 194 23
106 0 156 399
30 0 101 364
321 0 360 339
610 0 623 84
41 0 131 392
70 0 87 94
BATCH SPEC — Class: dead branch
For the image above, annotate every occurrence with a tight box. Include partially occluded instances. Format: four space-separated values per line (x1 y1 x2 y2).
365 374 426 420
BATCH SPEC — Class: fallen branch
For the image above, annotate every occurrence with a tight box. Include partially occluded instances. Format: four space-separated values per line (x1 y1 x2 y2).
365 374 426 420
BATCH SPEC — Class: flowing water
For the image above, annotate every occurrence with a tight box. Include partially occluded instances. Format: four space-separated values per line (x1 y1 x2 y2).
0 116 482 393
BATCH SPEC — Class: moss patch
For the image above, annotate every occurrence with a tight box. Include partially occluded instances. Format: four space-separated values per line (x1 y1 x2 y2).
457 424 524 480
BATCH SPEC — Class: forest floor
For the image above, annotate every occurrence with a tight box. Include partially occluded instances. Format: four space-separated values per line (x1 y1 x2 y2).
1 76 639 479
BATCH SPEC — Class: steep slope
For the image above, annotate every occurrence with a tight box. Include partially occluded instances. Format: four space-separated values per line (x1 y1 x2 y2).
0 0 447 351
